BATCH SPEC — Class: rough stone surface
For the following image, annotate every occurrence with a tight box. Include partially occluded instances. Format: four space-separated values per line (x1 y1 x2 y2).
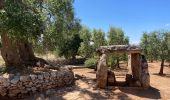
10 76 20 84
107 70 116 86
96 54 108 88
97 45 142 54
20 76 30 82
125 74 133 85
140 55 150 89
96 45 150 89
0 67 74 97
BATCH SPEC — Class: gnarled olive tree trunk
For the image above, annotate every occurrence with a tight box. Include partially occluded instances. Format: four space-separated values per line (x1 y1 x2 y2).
0 1 49 68
1 33 49 67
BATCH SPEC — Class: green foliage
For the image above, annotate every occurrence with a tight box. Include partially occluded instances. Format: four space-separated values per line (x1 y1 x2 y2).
93 29 106 49
85 58 98 69
46 0 82 59
0 67 7 74
58 34 82 59
108 27 129 45
79 27 94 58
0 0 45 40
107 27 129 68
140 31 170 62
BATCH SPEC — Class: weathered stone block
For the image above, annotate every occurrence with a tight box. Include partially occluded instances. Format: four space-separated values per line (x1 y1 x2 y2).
96 54 108 88
107 70 116 85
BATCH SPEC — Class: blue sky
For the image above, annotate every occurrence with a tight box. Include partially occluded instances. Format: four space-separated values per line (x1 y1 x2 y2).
74 0 170 44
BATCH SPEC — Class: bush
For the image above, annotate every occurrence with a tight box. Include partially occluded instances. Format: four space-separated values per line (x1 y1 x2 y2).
85 58 98 69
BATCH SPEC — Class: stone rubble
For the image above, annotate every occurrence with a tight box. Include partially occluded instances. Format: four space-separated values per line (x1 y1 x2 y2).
0 67 74 97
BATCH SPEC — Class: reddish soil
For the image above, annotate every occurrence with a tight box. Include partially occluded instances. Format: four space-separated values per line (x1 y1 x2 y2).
31 62 170 100
1 62 170 100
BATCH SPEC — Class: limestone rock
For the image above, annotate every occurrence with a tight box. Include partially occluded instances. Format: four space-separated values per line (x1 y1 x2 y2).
0 67 74 97
43 72 50 79
107 70 116 85
11 76 20 84
30 74 37 80
140 55 150 89
96 54 108 88
46 89 56 95
31 87 37 92
3 73 14 80
141 74 150 89
36 94 44 100
8 89 20 97
20 76 30 82
38 75 44 80
0 76 10 87
0 87 7 96
50 71 57 78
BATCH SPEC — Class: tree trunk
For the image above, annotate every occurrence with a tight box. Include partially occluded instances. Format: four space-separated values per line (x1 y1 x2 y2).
0 0 3 9
159 59 164 75
1 33 22 67
0 0 50 69
1 33 49 68
117 58 120 68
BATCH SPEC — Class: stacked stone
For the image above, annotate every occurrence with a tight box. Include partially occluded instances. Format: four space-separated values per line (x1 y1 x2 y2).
0 68 74 97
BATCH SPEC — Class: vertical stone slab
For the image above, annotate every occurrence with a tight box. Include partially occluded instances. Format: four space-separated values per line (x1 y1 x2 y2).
140 55 150 89
96 54 108 88
128 54 132 74
129 53 141 81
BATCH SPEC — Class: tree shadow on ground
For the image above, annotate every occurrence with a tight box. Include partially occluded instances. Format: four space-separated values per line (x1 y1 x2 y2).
119 86 161 99
67 74 132 100
44 74 133 100
153 73 170 78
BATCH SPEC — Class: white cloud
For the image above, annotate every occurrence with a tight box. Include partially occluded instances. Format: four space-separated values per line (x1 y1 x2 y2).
165 23 170 27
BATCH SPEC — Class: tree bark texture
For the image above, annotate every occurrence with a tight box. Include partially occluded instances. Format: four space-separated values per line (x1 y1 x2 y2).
1 33 49 67
159 59 164 75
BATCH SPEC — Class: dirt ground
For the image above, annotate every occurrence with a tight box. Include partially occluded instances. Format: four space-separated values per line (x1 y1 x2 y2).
1 61 170 100
24 62 169 100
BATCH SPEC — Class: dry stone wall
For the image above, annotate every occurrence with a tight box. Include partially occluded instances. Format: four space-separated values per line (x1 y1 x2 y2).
0 68 74 97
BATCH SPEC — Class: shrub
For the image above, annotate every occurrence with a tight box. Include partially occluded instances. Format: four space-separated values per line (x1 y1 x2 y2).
85 58 98 69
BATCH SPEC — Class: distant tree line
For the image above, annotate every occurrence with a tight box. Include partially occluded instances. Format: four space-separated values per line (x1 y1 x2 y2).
140 31 170 75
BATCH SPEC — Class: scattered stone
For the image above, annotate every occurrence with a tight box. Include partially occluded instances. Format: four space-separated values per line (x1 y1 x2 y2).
20 76 30 82
0 87 7 96
3 73 14 80
30 74 37 80
36 94 45 100
50 71 57 78
31 87 37 92
46 89 56 95
11 76 20 84
38 75 44 80
43 72 50 79
8 89 20 97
